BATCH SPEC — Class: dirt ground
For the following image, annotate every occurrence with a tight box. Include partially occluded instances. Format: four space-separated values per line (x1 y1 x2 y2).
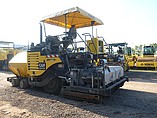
0 70 157 118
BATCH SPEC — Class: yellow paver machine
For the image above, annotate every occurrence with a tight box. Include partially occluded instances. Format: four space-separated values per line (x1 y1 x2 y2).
7 7 128 102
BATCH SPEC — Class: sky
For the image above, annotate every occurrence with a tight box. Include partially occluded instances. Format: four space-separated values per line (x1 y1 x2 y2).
0 0 157 47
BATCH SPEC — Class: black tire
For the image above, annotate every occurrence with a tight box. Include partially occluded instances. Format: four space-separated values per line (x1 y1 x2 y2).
43 77 62 95
11 79 19 87
19 79 29 89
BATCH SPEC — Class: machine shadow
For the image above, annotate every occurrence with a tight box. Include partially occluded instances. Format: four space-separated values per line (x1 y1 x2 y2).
125 70 157 83
23 87 157 117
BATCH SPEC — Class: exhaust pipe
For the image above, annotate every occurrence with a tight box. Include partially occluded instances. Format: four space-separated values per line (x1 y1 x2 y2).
40 23 42 45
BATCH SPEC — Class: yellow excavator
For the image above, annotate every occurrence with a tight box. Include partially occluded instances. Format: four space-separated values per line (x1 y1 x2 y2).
136 46 157 69
7 7 128 101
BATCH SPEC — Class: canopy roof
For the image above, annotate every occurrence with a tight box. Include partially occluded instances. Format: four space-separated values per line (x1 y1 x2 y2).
41 7 103 29
109 43 128 47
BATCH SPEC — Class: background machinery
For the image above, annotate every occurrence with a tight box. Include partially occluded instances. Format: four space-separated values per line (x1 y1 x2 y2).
0 41 20 70
106 42 130 71
126 47 138 69
7 7 128 101
136 45 157 69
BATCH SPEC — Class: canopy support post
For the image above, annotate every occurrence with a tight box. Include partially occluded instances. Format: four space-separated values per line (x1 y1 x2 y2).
91 21 95 38
64 14 67 33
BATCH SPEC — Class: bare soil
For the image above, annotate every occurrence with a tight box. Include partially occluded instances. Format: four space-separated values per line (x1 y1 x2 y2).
0 70 157 118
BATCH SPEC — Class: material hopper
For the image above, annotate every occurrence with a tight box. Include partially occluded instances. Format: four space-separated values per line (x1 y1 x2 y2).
8 51 28 77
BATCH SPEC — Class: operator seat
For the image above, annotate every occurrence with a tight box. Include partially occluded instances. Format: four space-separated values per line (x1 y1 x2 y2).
62 25 77 49
68 25 77 39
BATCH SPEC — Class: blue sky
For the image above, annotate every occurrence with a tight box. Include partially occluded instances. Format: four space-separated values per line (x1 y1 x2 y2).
0 0 157 47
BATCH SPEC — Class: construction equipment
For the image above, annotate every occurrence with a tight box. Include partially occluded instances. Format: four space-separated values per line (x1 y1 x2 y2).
0 41 18 70
7 7 128 102
126 47 138 68
106 42 130 71
136 45 157 69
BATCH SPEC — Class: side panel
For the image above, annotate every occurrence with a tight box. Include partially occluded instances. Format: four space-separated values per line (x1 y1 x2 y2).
87 38 104 56
87 38 99 54
27 52 62 77
105 66 124 85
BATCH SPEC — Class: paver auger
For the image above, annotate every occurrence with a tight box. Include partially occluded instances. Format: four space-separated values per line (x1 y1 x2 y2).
7 7 128 101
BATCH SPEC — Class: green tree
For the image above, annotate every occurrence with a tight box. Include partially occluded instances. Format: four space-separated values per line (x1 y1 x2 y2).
150 43 157 49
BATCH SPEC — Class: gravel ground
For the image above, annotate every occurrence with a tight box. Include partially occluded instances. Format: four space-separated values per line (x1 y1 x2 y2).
0 70 157 118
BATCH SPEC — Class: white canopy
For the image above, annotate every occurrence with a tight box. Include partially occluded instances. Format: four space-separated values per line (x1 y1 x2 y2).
41 7 103 29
